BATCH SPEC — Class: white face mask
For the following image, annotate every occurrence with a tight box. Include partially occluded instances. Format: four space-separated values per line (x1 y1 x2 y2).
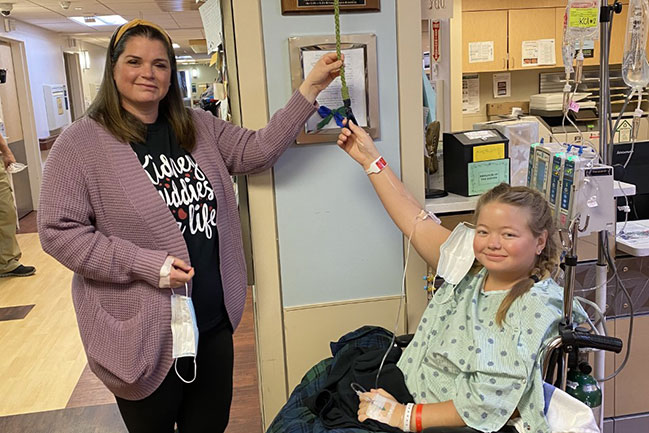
171 283 199 383
437 222 476 286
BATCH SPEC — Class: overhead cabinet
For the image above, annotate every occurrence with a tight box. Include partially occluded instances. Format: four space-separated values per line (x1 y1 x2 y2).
462 8 557 72
508 8 557 70
463 1 640 73
462 10 508 73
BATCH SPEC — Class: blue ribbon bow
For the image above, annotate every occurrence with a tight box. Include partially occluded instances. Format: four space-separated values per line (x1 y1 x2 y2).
316 105 347 130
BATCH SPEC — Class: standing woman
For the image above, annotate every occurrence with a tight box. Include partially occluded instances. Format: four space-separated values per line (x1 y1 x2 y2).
38 19 342 433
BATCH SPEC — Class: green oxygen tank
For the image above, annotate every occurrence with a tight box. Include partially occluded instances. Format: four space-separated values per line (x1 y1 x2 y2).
565 361 602 408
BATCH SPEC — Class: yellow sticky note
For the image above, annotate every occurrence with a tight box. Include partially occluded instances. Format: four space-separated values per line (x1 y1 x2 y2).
473 143 505 162
569 8 598 28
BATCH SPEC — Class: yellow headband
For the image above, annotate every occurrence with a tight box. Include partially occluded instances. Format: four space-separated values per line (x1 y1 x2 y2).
113 19 172 48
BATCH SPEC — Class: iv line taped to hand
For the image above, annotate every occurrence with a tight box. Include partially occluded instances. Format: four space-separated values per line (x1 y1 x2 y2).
351 383 400 427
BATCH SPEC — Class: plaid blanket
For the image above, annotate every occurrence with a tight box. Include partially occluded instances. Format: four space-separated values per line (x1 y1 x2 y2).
266 326 397 433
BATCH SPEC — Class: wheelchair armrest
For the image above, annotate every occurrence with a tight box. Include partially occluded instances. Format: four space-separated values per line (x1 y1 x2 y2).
395 334 415 347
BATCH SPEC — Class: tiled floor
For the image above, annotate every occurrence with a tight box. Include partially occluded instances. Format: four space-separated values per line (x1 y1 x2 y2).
0 213 262 433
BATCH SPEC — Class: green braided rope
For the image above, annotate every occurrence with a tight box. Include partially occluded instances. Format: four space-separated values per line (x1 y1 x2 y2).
334 0 350 100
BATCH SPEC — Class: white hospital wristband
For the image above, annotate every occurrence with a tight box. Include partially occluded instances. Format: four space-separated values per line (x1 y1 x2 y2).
159 256 174 288
365 156 388 175
403 402 415 432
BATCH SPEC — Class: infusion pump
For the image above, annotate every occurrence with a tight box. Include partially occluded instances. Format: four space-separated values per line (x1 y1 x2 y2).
528 142 614 236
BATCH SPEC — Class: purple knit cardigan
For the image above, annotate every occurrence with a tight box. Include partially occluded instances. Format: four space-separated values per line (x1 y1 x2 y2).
38 90 315 400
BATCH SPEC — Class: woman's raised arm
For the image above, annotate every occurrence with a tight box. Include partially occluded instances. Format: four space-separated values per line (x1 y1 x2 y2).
337 120 451 268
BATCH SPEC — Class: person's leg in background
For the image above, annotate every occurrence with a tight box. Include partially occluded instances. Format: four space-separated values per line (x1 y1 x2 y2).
177 323 234 433
0 161 34 277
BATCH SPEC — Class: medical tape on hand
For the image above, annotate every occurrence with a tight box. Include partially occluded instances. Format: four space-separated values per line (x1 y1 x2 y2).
417 209 441 225
365 393 396 424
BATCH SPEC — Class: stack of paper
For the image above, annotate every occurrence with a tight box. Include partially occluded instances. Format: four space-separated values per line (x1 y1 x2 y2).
530 92 594 111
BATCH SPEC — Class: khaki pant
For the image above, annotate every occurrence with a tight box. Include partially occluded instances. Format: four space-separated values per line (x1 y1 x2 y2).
0 162 21 273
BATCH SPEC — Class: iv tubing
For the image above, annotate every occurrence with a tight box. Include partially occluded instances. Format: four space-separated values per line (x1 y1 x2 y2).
374 213 422 389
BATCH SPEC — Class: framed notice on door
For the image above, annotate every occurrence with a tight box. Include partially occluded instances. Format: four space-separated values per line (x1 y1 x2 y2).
281 0 380 15
288 33 380 144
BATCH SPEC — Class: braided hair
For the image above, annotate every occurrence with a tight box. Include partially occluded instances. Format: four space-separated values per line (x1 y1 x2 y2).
473 183 560 326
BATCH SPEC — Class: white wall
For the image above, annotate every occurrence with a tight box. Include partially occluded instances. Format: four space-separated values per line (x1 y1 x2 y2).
260 3 404 307
0 20 67 139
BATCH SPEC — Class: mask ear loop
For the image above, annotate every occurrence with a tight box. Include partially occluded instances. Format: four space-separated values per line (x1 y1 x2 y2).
432 222 476 305
174 357 197 384
432 282 456 305
173 282 197 384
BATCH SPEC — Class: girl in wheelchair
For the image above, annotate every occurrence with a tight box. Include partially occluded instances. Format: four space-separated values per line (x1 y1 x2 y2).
335 120 588 433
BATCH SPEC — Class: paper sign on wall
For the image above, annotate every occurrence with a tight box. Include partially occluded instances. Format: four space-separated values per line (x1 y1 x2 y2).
302 47 368 130
199 0 223 54
462 74 480 114
616 119 632 142
492 72 511 98
469 41 494 63
522 39 556 67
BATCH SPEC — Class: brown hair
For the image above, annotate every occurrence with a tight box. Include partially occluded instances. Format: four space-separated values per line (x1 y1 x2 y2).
473 183 560 326
86 22 196 150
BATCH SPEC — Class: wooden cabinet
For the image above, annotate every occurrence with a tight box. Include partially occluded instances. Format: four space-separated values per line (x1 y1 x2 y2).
508 8 557 70
610 5 629 65
462 10 508 73
461 1 642 74
462 8 559 73
613 315 649 416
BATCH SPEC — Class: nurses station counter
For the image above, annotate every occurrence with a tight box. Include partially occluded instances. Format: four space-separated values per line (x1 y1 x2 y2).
425 181 636 215
616 220 649 257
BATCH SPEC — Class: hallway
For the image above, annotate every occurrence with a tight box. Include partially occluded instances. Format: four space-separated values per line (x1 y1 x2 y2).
0 212 262 433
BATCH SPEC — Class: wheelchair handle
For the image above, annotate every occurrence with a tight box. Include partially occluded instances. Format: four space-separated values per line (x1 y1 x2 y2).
570 331 623 353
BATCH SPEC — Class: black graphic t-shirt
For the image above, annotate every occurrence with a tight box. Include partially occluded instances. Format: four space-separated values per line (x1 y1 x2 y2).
131 116 228 332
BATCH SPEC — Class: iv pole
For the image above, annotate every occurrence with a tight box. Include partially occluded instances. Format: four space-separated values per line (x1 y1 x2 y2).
596 1 622 428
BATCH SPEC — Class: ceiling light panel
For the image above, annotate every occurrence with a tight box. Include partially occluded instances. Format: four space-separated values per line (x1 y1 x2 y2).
69 14 127 26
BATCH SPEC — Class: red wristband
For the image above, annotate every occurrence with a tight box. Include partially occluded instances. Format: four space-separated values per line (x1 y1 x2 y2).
365 156 388 175
415 403 423 432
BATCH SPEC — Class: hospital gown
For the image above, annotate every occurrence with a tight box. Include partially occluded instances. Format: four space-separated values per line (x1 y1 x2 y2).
397 268 587 433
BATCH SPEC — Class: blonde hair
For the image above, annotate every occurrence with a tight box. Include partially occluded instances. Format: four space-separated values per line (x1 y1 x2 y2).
87 22 196 151
474 183 560 326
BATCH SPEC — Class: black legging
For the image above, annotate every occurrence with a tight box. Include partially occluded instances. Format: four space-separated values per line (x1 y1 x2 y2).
115 324 234 433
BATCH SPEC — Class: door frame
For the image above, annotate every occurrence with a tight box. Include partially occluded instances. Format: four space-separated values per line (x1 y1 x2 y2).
63 51 85 121
0 36 41 211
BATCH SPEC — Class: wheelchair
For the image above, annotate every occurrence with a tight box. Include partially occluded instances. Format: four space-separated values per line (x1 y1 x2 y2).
392 320 623 433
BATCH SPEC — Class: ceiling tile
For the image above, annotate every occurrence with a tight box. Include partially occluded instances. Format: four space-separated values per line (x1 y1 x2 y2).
37 22 96 32
155 0 200 12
